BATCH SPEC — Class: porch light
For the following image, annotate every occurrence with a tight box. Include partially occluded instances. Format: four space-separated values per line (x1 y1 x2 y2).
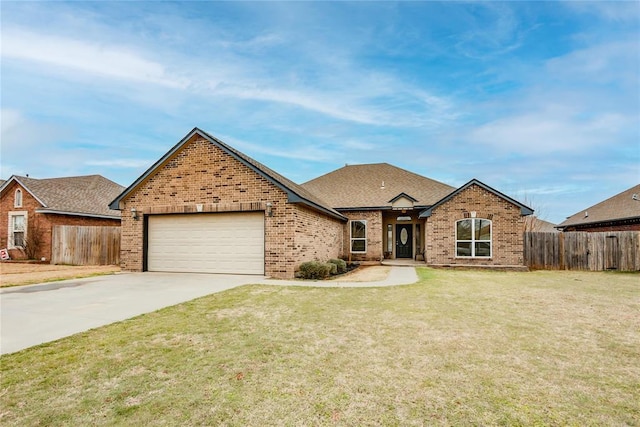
265 202 273 217
131 207 138 220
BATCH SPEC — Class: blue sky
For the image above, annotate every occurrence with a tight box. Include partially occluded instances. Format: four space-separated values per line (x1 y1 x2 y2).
1 1 638 224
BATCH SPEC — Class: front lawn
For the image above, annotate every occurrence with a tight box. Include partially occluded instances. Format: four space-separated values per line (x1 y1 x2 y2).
1 269 638 426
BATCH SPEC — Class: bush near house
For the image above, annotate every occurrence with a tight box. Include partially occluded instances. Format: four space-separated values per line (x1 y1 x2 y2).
297 261 334 279
328 258 347 274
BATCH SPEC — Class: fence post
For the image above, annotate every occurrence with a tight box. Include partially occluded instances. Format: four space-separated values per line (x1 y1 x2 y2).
558 232 565 270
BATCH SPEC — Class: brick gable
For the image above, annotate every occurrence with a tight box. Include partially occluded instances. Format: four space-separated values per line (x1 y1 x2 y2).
424 183 525 266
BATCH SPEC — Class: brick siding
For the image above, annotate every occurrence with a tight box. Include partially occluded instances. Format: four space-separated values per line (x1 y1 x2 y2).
119 135 343 279
425 184 525 266
341 210 383 262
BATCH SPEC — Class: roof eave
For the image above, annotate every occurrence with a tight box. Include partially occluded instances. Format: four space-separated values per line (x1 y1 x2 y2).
388 192 419 203
418 179 534 218
35 209 121 220
287 194 347 221
557 215 640 230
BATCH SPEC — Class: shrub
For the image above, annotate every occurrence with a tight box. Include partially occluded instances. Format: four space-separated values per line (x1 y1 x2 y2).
297 261 332 280
328 258 347 274
327 262 338 275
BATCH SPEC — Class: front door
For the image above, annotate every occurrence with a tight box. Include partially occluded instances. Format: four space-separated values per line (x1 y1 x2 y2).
396 224 413 258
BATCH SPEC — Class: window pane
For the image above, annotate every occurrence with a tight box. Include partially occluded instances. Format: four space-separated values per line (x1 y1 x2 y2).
12 215 25 231
456 242 472 257
475 242 491 257
387 225 393 252
14 232 25 247
351 221 366 238
475 219 491 241
351 239 366 252
457 219 472 240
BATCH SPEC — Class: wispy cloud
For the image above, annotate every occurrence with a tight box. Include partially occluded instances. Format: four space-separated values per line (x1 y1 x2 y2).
1 1 638 223
85 159 152 169
2 29 189 88
564 1 640 23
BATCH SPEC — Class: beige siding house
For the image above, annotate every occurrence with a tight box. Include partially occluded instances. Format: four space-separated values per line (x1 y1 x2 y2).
111 128 533 278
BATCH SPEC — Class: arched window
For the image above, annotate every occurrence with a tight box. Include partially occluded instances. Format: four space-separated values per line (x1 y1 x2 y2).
456 218 492 257
14 189 22 207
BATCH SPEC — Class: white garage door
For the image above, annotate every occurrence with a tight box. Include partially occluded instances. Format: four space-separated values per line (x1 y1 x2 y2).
147 212 265 275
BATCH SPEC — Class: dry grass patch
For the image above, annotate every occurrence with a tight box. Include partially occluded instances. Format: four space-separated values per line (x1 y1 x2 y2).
0 264 120 287
1 269 638 426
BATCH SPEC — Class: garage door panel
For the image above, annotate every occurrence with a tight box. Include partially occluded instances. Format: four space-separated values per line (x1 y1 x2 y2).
147 212 264 275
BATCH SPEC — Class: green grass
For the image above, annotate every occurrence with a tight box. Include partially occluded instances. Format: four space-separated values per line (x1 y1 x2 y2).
1 269 638 426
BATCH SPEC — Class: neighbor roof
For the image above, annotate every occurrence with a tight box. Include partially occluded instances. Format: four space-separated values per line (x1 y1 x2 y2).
0 175 124 219
419 179 534 218
109 128 346 221
557 183 640 229
301 163 455 210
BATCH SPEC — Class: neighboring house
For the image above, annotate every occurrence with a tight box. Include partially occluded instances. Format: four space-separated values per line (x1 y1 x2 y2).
0 175 124 261
556 184 640 232
110 128 533 279
524 216 558 232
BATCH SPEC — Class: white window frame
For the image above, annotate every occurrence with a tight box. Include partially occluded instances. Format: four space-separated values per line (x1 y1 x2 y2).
455 218 492 258
14 189 23 208
8 211 28 249
350 220 367 253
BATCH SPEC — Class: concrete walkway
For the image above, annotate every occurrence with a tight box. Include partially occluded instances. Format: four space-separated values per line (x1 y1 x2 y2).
0 267 417 355
260 265 419 287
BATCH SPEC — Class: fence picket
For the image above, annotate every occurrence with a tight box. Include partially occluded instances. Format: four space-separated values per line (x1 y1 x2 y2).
524 231 640 271
51 226 120 265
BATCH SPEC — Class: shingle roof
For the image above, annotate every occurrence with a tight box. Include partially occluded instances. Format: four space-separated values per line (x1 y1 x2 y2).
557 183 640 229
2 175 124 218
109 128 346 221
525 216 558 232
301 163 455 209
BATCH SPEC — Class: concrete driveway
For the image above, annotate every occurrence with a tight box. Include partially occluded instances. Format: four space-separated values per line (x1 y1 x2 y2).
0 272 265 355
0 266 418 355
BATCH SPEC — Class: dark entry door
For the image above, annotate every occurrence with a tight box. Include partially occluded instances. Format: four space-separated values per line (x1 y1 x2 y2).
396 224 413 258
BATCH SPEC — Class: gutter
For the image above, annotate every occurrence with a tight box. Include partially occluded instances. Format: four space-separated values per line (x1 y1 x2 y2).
35 209 121 220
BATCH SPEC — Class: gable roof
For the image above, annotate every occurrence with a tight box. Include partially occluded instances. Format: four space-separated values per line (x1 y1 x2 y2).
109 128 346 221
388 192 418 203
301 163 455 210
0 175 124 219
419 179 534 218
557 183 640 229
525 216 558 232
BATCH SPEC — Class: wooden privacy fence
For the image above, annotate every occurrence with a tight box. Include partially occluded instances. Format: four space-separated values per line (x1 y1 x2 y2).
524 231 640 271
52 226 120 265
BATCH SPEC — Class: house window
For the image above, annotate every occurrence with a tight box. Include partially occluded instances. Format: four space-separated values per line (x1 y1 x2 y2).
14 189 22 207
386 224 393 253
350 220 367 253
456 218 491 257
9 212 27 248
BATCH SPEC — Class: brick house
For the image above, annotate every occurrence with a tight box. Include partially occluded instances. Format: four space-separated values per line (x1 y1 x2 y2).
110 128 533 279
556 184 640 232
0 175 124 261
